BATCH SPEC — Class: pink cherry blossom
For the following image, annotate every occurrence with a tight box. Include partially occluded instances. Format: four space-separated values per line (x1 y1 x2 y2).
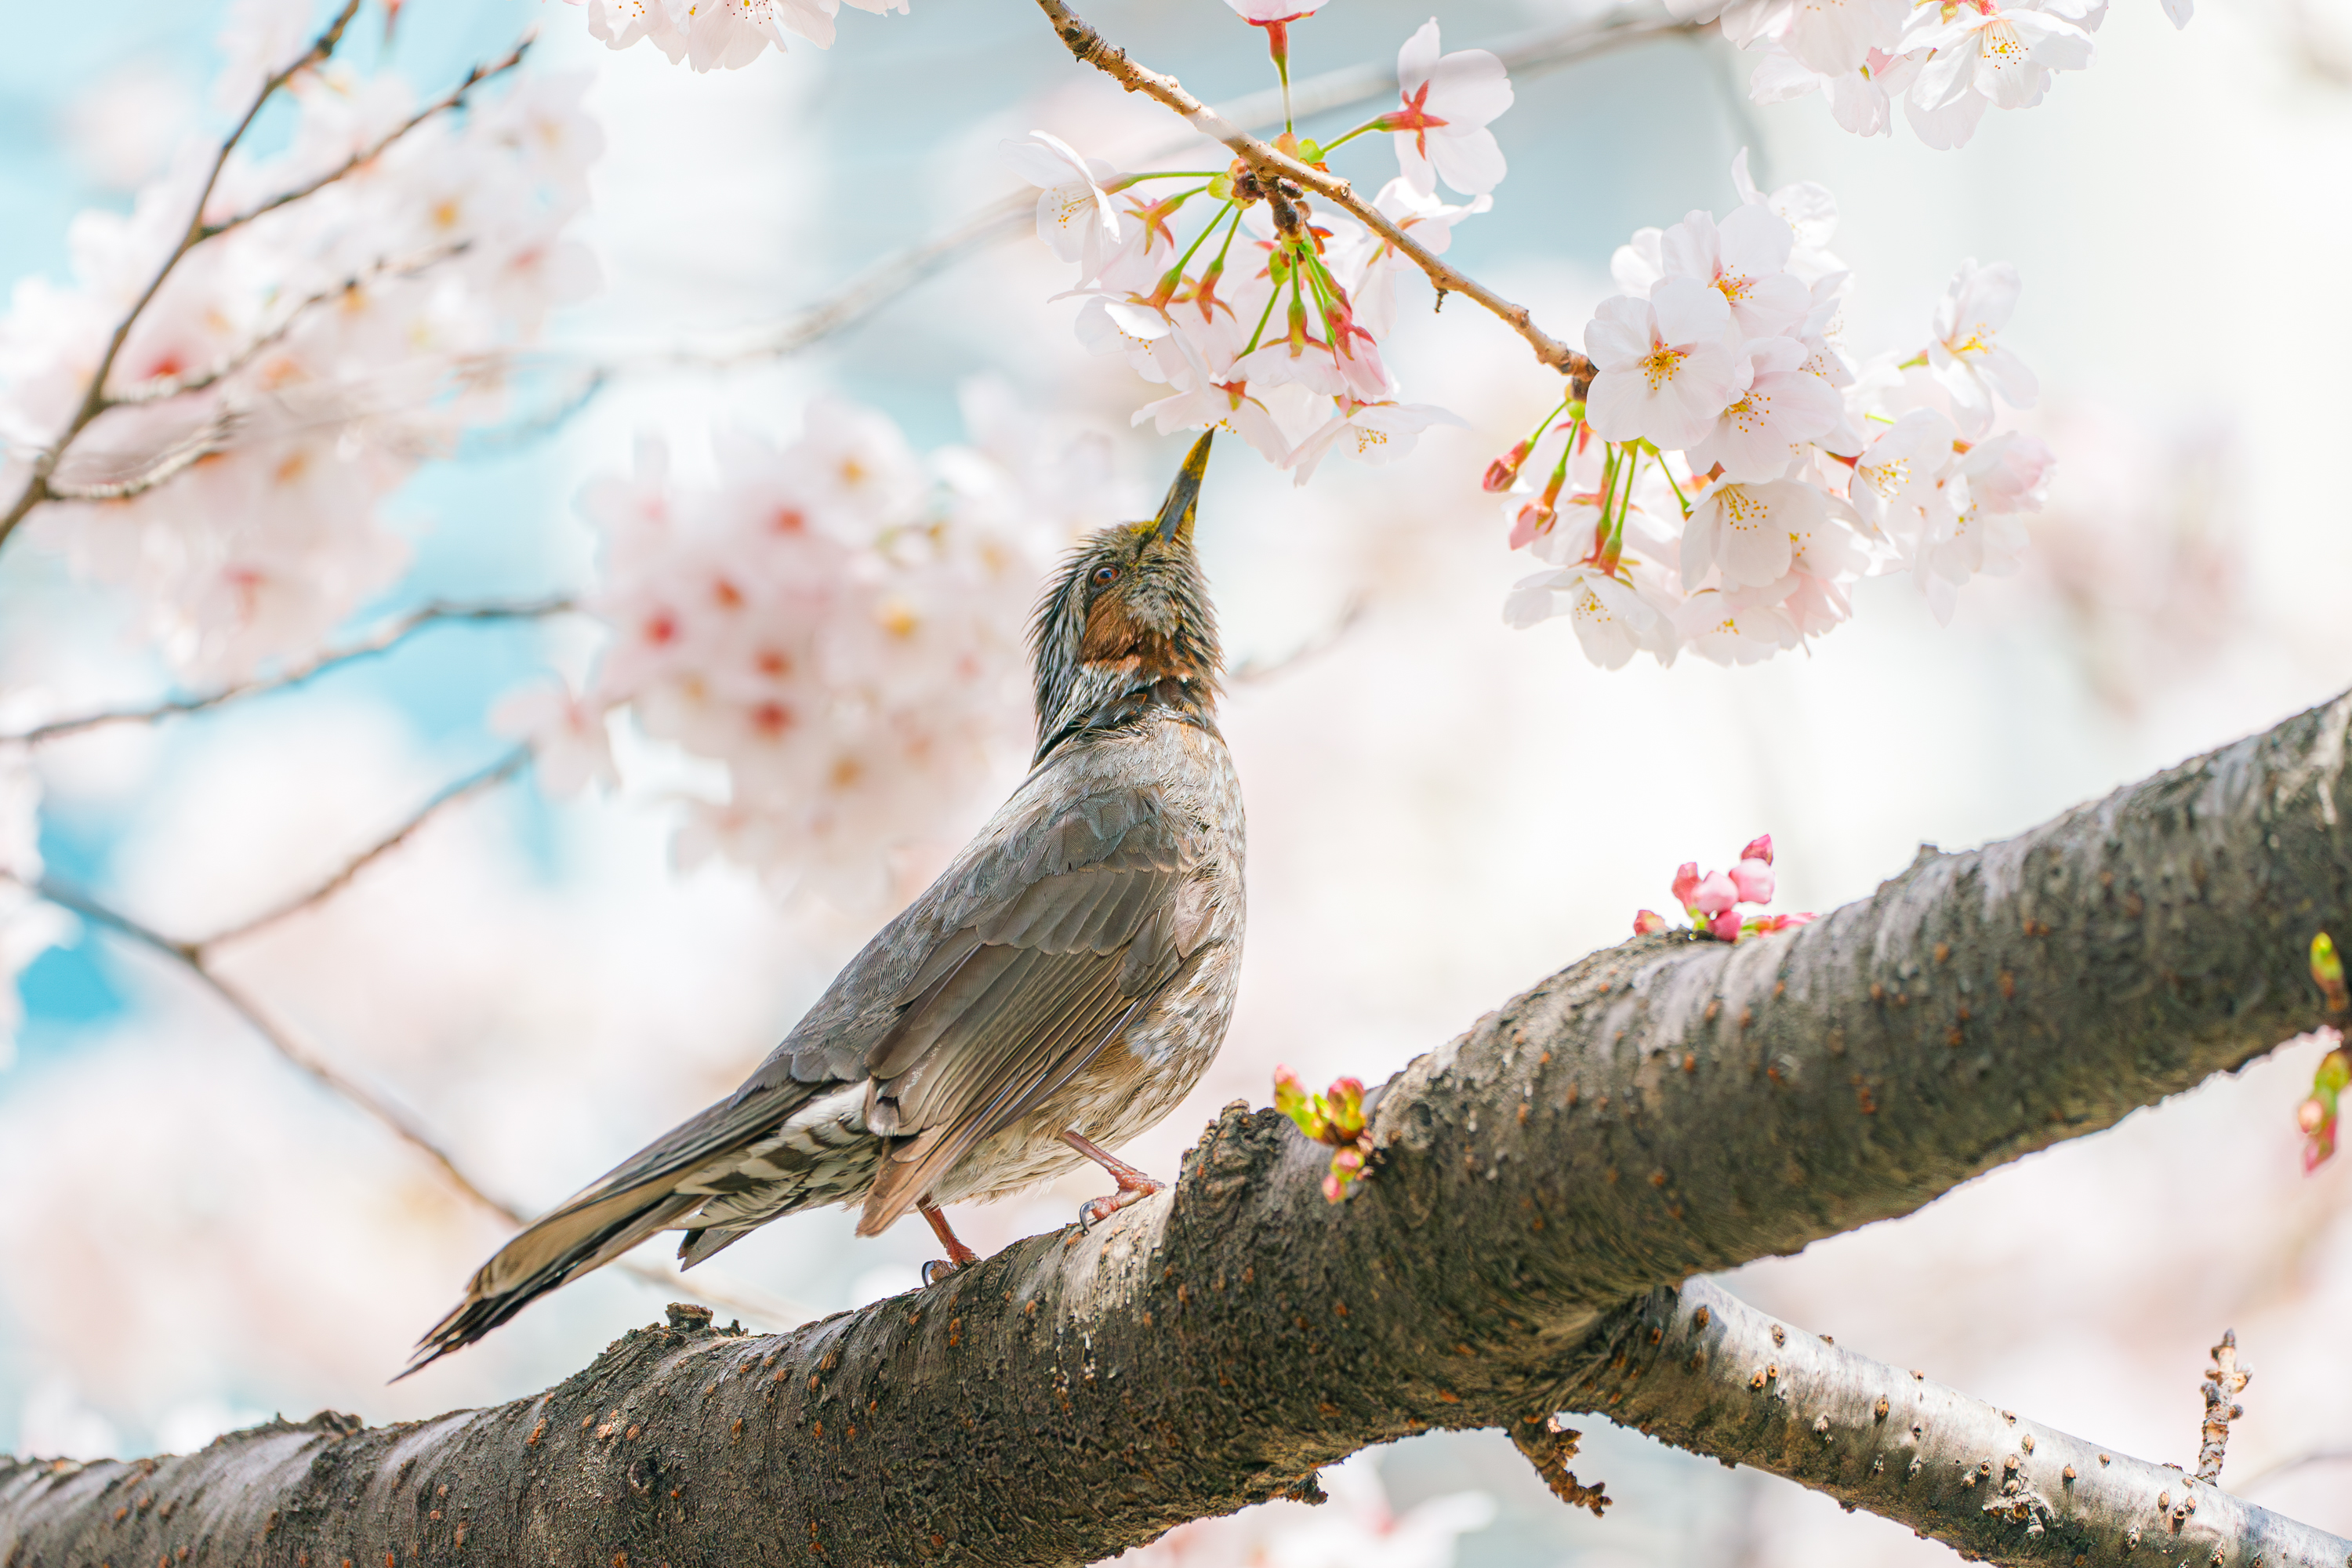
1692 870 1740 915
1901 0 2095 116
1682 479 1831 590
1502 565 1675 669
1707 909 1744 942
1285 398 1464 485
1385 20 1514 198
1741 834 1775 864
1582 280 1740 449
1730 857 1775 903
1672 862 1703 908
492 681 618 798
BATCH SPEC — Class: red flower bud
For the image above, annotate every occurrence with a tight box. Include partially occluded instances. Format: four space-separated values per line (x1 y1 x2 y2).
1740 833 1774 866
1483 437 1534 493
1633 909 1668 935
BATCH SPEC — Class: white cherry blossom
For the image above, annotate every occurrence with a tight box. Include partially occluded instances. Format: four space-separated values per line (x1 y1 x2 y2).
1685 336 1843 481
1658 204 1811 340
571 0 908 71
1386 20 1514 198
1682 477 1832 588
1581 279 1740 449
1285 399 1465 485
1929 259 2037 434
1900 0 2096 115
1849 406 1958 533
1000 132 1127 285
1505 565 1676 669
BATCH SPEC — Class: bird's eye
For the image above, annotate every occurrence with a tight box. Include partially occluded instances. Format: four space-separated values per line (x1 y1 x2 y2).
1091 564 1120 586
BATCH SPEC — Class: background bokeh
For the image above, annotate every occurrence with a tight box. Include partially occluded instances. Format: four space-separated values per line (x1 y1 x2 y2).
4 0 2350 1561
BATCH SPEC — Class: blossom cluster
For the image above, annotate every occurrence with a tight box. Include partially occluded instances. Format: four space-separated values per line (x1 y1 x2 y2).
0 5 601 683
1003 16 1512 484
1633 833 1813 943
501 389 1097 905
1501 154 2053 669
1272 1065 1371 1201
565 0 908 73
1675 0 2187 149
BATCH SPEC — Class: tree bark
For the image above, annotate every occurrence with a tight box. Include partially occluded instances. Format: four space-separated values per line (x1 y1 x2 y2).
9 691 2352 1567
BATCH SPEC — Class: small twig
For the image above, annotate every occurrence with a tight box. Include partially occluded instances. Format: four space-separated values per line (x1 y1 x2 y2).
1229 593 1367 685
0 0 363 556
5 865 809 1333
1034 0 1599 387
194 35 535 247
100 243 470 408
194 746 531 951
12 597 575 746
40 407 241 503
2198 1328 2252 1483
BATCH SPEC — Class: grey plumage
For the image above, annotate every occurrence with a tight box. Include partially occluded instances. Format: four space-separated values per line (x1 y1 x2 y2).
405 434 1243 1374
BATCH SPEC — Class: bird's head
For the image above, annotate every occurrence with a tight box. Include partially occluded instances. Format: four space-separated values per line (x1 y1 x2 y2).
1029 431 1222 760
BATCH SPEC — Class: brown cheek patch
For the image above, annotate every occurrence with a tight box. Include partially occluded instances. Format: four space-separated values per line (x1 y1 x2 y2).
1082 593 1194 677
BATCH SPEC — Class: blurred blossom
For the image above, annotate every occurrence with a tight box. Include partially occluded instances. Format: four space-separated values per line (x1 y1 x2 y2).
568 0 909 71
16 1377 120 1461
1102 1450 1495 1567
0 744 74 1070
553 385 1095 906
2 15 602 682
59 60 199 193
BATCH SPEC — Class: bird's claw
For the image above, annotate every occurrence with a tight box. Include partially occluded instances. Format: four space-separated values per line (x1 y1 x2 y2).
1074 1179 1161 1233
921 1258 962 1286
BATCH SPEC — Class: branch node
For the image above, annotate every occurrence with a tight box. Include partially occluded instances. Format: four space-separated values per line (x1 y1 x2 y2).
2195 1328 2251 1483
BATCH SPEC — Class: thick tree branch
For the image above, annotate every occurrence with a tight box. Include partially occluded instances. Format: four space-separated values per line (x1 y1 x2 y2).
9 691 2352 1565
1034 0 1600 386
8 597 576 746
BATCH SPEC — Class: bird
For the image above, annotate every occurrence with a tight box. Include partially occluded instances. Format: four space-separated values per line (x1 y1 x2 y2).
404 431 1243 1376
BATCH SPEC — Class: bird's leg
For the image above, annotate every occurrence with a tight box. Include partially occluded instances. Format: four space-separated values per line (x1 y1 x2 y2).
1062 1129 1163 1230
919 1199 981 1286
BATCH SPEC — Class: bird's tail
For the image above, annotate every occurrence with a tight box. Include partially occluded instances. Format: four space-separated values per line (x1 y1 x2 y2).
398 1181 702 1381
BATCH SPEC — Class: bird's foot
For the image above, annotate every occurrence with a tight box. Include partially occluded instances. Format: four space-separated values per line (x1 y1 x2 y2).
919 1198 980 1286
1076 1177 1163 1232
1063 1129 1164 1232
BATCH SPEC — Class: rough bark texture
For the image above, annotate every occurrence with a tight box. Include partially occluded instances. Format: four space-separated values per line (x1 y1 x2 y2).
10 692 2352 1566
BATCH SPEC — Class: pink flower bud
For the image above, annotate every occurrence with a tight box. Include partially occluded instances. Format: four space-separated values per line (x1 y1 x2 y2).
1730 858 1775 905
1671 862 1700 910
2299 1098 2328 1135
1483 437 1534 494
1739 833 1774 866
1633 909 1668 935
1508 501 1553 550
1692 870 1737 915
1706 909 1741 942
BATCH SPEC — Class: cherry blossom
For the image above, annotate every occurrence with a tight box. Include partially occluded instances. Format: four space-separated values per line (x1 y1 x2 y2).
0 743 73 1072
548 394 1085 903
571 0 909 71
492 682 619 798
1503 564 1675 670
1001 132 1127 285
1639 833 1813 942
1684 336 1843 481
1901 0 2096 115
1929 259 2038 435
1382 21 1514 198
1658 204 1812 339
1582 281 1739 449
1285 399 1463 485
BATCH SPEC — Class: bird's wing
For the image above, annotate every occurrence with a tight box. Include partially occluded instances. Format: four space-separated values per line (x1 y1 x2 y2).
850 783 1221 1233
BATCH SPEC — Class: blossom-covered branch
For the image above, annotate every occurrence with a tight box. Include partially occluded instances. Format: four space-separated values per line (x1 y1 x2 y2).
1034 0 1595 383
9 597 575 746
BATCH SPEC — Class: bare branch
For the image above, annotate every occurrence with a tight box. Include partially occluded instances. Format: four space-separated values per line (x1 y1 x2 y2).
1035 0 1601 385
0 0 363 555
2197 1329 2252 1483
192 36 535 248
1565 1282 2344 1568
192 746 531 950
1229 593 1368 684
5 866 808 1334
37 406 241 503
98 242 470 408
11 597 575 746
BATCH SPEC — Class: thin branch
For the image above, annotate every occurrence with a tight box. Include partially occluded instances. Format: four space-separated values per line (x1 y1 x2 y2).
11 597 575 746
193 36 535 248
38 406 241 503
0 1 362 556
1036 0 1600 385
99 242 470 408
2197 1330 2252 1483
1229 593 1367 684
192 746 530 951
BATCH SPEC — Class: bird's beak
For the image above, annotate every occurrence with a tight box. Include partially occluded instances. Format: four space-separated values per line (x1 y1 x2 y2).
1152 430 1214 545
